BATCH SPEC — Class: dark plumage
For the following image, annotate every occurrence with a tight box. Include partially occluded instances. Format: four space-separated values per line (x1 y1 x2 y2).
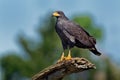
53 11 101 57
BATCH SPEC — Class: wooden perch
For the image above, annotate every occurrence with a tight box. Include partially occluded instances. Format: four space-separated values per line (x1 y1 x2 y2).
32 57 96 80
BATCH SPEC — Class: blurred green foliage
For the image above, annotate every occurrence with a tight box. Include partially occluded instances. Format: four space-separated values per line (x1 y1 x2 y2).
1 14 120 80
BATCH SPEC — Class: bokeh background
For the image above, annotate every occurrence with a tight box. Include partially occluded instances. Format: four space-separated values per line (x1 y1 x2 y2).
0 0 120 80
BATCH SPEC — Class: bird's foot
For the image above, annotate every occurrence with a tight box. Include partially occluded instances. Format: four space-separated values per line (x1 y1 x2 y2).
65 50 72 60
57 50 72 63
57 52 66 63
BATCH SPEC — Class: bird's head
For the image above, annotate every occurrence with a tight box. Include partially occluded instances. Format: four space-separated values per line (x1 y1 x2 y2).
52 11 66 18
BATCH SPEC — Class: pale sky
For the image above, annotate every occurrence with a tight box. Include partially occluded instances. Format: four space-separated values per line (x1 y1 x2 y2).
0 0 120 61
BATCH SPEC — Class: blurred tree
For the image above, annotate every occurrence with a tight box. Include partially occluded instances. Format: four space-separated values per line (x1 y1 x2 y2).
1 13 120 80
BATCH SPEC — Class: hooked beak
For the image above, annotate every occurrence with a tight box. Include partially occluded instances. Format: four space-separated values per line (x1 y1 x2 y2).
52 12 60 17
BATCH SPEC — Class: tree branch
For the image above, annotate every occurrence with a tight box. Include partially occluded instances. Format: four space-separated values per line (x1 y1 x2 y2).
32 57 96 80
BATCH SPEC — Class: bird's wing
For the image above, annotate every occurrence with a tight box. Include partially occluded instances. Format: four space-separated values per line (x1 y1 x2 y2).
63 21 96 47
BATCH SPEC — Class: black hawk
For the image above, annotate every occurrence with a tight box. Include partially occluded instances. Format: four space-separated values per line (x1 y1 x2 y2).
52 11 102 61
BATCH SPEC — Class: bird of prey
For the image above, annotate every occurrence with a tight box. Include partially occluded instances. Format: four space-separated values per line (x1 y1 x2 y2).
52 11 102 61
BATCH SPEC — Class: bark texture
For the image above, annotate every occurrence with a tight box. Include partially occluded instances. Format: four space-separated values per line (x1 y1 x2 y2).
32 57 96 80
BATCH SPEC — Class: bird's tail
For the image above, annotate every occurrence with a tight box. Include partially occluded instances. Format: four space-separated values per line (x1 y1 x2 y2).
89 47 102 56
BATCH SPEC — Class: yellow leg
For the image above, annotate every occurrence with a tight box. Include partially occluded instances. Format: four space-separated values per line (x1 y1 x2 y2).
60 52 65 61
57 52 66 62
66 50 72 60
